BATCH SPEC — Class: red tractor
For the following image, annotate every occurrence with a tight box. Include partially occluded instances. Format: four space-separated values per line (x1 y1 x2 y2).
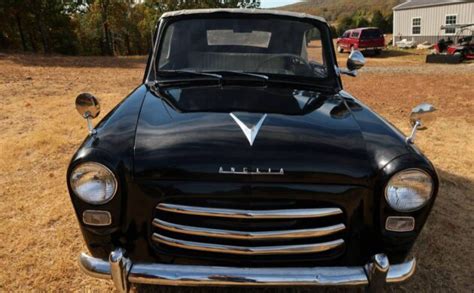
426 24 473 63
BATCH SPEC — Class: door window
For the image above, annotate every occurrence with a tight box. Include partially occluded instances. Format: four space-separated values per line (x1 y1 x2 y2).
350 31 360 38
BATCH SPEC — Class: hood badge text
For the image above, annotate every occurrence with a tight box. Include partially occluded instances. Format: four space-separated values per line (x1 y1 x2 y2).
230 113 267 146
219 167 284 175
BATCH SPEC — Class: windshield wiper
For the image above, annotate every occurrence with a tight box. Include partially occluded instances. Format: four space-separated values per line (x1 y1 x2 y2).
160 70 223 79
155 70 223 87
211 70 269 81
156 70 270 87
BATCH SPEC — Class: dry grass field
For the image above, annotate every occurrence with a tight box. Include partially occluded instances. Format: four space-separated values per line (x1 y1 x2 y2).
0 50 473 292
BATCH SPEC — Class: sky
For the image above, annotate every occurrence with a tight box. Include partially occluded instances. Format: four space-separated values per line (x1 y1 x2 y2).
260 0 301 8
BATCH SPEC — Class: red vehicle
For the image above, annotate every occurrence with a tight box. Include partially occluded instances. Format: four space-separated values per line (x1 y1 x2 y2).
426 24 473 63
336 27 385 55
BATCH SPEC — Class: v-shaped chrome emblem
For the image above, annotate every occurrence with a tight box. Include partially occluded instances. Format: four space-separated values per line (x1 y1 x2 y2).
230 113 267 146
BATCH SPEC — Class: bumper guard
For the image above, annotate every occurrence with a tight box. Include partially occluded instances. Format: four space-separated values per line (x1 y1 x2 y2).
79 248 416 293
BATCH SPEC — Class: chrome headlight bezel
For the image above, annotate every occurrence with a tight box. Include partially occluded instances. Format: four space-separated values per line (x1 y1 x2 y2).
384 168 434 212
69 162 118 205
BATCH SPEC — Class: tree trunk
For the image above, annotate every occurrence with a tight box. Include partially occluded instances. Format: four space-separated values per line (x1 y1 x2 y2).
35 11 50 53
100 0 113 56
15 13 28 51
124 33 131 55
28 31 38 52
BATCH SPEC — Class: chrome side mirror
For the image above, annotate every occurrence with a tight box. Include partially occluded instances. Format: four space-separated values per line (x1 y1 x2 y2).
338 50 365 77
347 50 365 71
75 93 100 135
406 103 436 144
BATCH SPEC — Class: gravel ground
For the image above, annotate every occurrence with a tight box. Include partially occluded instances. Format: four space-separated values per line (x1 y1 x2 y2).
360 63 474 74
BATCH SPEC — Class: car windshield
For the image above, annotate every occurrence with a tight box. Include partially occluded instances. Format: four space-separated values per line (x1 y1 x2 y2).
156 17 328 79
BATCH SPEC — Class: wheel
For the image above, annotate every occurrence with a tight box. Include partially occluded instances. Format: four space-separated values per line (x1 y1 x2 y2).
337 45 344 53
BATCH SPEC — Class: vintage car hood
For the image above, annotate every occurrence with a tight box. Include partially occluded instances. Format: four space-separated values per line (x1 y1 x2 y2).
133 85 407 186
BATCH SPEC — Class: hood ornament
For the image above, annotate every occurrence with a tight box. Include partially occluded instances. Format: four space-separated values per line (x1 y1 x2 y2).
230 113 267 146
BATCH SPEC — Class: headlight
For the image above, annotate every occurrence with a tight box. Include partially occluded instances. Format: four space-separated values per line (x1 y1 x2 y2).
385 169 433 212
70 162 117 204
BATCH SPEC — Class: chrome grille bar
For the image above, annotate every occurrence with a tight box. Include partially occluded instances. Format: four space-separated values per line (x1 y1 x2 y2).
153 219 345 240
156 203 343 219
152 233 344 255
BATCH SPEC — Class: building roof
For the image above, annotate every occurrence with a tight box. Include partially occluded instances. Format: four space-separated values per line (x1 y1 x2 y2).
161 8 327 23
393 0 473 10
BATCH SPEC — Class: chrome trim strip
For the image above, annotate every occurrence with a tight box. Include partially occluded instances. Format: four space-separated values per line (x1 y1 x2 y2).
79 250 417 288
153 219 345 240
152 233 344 255
156 203 343 219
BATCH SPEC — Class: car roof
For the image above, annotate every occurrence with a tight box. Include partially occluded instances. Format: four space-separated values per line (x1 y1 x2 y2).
346 27 381 32
161 8 327 24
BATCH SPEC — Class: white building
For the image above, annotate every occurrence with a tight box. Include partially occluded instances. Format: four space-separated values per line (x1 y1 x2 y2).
393 0 474 44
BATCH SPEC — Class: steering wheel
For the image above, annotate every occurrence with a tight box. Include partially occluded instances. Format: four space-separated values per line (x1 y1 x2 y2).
255 54 313 74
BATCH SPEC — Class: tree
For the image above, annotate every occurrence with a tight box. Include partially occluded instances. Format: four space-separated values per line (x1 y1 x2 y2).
384 12 393 34
0 0 261 55
0 0 26 50
336 16 353 36
371 10 390 33
336 11 371 36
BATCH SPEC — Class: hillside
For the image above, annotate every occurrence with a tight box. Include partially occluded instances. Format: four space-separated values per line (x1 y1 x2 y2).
280 0 403 23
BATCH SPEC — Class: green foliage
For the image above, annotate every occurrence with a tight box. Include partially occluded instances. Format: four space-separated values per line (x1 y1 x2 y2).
335 9 393 36
336 16 353 36
0 0 78 54
284 0 399 36
370 10 392 33
0 0 260 55
335 12 369 36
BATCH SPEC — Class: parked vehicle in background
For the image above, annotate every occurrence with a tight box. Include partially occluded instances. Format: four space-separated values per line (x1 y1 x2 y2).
426 24 474 64
337 28 385 55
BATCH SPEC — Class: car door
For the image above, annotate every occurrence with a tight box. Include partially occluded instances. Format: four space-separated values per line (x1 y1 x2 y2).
338 31 351 49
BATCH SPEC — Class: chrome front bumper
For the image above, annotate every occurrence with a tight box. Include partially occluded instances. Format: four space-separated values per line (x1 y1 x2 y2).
79 248 416 293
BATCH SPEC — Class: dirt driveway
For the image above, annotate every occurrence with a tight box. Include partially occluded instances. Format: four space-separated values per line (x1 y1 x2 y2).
0 51 473 292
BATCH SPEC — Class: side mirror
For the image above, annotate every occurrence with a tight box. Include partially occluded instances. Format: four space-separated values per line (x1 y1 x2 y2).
338 50 365 77
75 93 100 135
347 50 365 71
406 103 436 143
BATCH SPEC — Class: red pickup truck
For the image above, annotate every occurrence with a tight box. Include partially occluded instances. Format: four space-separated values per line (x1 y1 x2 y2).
336 27 385 55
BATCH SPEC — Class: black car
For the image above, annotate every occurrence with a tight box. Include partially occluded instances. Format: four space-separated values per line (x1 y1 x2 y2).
68 9 438 293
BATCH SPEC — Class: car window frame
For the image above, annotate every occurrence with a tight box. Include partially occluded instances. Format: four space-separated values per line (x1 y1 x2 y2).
350 31 360 38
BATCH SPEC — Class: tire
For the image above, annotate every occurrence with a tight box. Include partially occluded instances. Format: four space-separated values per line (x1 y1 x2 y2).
337 45 344 53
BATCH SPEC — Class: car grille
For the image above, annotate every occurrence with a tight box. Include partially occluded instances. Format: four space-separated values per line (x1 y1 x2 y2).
151 199 347 261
